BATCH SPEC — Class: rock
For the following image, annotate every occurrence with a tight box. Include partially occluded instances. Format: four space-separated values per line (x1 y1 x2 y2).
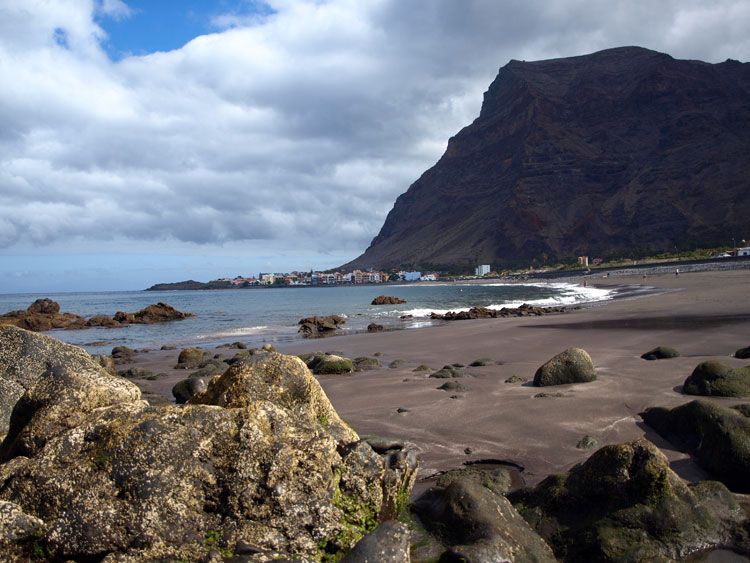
576 435 598 449
371 296 407 305
128 302 193 324
733 404 750 417
430 304 565 321
160 344 176 350
0 346 417 561
400 314 413 319
505 375 527 384
298 315 346 337
412 364 431 372
0 500 46 559
642 400 750 493
429 365 462 379
736 346 750 359
682 360 750 397
640 346 680 360
341 520 410 562
388 359 406 369
396 407 410 414
414 477 555 562
111 346 135 364
436 465 513 496
437 381 468 393
26 298 60 315
533 348 596 387
0 326 131 439
85 315 122 328
469 357 496 367
301 353 355 375
509 438 746 561
534 392 568 398
217 341 247 349
0 330 141 460
353 357 380 371
172 376 210 404
174 347 205 369
117 367 154 379
262 343 276 352
93 354 117 376
367 323 385 332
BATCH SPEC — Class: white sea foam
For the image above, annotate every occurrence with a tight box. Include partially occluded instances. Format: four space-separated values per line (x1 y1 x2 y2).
196 326 269 339
395 283 613 318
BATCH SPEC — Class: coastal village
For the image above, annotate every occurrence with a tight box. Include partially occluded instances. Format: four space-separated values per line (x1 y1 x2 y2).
218 269 439 286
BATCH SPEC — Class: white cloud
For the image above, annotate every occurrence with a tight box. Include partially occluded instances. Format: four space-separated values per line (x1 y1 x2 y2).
0 0 749 274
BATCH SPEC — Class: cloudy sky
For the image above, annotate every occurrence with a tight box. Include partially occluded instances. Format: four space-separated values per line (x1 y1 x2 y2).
1 0 749 292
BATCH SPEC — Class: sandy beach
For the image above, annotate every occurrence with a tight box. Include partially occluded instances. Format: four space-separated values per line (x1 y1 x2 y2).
126 268 750 490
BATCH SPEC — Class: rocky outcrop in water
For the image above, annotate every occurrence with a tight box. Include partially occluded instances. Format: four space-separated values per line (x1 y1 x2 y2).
371 296 407 305
0 328 417 560
0 300 192 332
430 303 564 321
298 315 347 337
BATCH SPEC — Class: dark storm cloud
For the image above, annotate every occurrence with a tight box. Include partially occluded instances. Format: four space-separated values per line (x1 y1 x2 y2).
1 0 749 257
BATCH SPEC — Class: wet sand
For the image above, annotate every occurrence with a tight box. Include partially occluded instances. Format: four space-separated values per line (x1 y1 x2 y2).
124 269 750 488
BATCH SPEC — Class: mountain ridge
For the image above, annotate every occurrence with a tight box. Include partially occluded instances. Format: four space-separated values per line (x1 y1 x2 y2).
343 46 750 271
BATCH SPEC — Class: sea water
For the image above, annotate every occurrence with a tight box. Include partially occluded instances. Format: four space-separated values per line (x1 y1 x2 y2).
0 282 613 355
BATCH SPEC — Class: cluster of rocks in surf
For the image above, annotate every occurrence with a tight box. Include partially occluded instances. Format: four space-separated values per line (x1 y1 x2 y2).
371 295 407 305
0 325 418 560
430 303 565 321
0 299 192 332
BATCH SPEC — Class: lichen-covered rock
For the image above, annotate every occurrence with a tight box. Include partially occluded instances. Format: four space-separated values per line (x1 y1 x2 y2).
190 351 358 444
682 360 750 397
642 401 750 493
0 499 46 559
94 354 118 376
174 347 205 369
533 348 596 387
509 438 745 561
341 520 410 562
414 477 556 562
0 347 418 561
0 326 135 439
640 346 680 360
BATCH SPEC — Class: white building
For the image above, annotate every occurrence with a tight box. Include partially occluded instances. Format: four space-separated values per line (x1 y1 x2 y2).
738 247 750 257
475 264 491 276
399 271 421 281
420 273 437 281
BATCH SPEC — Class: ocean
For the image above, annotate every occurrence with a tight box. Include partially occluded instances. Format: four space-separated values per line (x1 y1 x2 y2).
0 282 613 355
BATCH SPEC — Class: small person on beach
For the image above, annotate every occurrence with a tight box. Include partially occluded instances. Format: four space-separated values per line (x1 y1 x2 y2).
675 268 680 276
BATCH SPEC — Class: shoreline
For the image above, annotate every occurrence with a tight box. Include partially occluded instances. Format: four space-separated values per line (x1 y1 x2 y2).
121 268 750 491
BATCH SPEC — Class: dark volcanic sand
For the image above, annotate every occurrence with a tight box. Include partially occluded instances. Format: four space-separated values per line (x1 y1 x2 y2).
122 270 750 489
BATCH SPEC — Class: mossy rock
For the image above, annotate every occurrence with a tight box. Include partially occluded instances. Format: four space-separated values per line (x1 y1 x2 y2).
640 346 679 360
509 438 745 561
683 360 750 397
388 359 406 369
313 355 355 375
576 435 598 450
735 346 750 359
437 381 468 393
533 348 596 387
642 400 750 493
435 465 513 496
174 347 204 369
412 364 431 372
505 375 527 384
429 365 462 379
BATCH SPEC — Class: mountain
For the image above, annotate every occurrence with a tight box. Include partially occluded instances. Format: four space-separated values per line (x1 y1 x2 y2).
344 47 750 272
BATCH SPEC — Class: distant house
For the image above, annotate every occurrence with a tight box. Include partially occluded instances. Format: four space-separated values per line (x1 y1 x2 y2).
738 247 750 257
474 264 490 276
577 256 589 267
399 271 421 282
420 273 437 281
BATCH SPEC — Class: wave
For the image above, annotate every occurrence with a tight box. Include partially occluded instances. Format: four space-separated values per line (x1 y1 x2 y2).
394 283 613 318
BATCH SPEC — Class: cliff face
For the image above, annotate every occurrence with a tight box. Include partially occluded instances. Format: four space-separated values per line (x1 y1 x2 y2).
345 47 750 271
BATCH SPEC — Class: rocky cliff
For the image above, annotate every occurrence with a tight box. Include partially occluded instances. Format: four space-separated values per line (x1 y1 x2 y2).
345 46 750 271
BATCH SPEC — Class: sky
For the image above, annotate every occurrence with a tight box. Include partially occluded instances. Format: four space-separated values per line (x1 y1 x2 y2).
1 0 749 293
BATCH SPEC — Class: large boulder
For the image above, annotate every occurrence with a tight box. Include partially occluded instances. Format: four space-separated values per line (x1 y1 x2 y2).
131 302 193 324
174 347 205 369
341 520 410 562
682 360 750 397
533 348 596 387
0 345 417 561
642 401 750 493
0 500 46 560
413 476 556 562
509 438 745 561
300 352 355 375
736 346 750 360
0 326 137 440
26 299 60 315
171 376 209 404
